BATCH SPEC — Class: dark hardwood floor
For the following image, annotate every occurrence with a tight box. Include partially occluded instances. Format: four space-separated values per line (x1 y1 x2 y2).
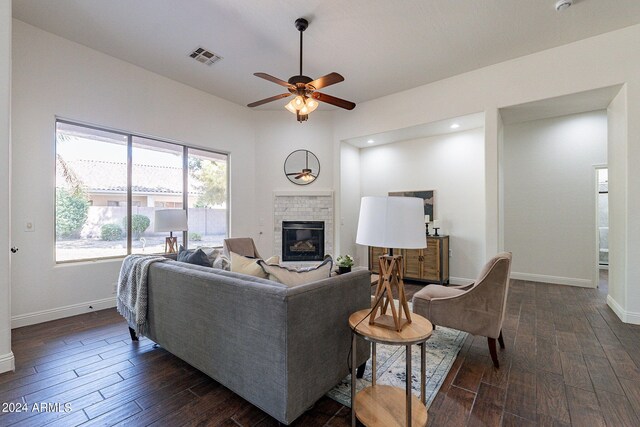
3 271 640 426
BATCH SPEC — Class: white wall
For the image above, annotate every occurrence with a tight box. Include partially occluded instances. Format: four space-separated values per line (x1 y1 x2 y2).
253 111 334 257
357 129 485 282
503 111 607 287
333 23 640 323
339 142 361 264
10 20 256 326
0 1 14 373
607 88 628 315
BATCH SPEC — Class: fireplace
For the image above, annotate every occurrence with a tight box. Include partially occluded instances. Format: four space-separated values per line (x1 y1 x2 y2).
282 221 325 262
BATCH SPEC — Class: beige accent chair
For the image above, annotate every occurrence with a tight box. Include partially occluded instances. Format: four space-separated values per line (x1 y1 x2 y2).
412 252 512 368
223 237 262 259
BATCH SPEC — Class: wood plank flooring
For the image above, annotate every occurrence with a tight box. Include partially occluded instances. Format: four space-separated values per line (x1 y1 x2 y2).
3 271 640 426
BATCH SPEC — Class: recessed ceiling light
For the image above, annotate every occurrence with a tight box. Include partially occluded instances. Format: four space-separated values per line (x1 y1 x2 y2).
450 123 460 129
367 139 375 144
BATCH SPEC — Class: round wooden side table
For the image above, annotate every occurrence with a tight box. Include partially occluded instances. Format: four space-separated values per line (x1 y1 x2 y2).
349 309 433 427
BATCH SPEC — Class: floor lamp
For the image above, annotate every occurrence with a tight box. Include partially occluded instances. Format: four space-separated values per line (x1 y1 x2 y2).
154 209 188 254
356 196 427 332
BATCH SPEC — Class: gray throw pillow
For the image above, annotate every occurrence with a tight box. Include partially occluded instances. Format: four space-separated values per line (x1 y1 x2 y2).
177 246 211 267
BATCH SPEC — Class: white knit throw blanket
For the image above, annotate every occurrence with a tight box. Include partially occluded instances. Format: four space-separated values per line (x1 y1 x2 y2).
116 254 169 337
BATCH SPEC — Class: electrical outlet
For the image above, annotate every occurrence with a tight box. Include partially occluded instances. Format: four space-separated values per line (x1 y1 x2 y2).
449 249 452 258
112 282 118 295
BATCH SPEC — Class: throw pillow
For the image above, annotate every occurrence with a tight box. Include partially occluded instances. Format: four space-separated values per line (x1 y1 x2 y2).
177 246 211 267
212 254 231 271
257 256 333 287
198 246 230 271
230 252 279 279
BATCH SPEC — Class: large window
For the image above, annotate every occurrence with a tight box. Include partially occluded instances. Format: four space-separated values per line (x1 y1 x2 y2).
55 120 229 262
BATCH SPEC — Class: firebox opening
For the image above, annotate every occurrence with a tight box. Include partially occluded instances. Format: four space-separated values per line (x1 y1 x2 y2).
282 221 325 262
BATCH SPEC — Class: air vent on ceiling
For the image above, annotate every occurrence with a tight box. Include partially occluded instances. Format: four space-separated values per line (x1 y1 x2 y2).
189 47 222 66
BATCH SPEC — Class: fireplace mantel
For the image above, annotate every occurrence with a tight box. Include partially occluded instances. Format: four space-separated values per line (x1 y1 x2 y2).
273 190 333 197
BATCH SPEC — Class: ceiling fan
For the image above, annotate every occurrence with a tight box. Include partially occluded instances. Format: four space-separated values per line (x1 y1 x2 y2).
247 18 356 122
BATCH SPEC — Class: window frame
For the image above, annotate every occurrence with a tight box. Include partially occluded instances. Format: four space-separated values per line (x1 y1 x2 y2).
54 118 230 264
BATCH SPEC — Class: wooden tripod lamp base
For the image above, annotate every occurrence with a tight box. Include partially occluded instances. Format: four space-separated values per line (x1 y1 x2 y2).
370 254 412 332
165 234 178 254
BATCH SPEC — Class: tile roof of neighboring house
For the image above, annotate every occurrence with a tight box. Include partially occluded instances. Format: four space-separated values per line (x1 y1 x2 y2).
57 159 201 195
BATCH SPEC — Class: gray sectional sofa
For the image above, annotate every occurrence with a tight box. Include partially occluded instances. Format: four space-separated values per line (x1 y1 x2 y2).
141 260 371 425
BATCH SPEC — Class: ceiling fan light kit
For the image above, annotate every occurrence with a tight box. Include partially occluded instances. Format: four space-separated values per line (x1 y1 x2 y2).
248 17 356 122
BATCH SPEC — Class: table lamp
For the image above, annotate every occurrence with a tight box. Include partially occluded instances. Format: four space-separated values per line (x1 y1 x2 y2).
154 209 188 254
356 196 427 331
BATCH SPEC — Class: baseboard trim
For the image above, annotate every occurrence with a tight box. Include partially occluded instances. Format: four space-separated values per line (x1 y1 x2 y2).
607 295 640 325
0 351 15 374
11 297 117 329
510 272 594 288
449 277 474 286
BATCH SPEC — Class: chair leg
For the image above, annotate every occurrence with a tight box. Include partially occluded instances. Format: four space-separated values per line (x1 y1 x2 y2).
488 337 499 368
498 330 505 349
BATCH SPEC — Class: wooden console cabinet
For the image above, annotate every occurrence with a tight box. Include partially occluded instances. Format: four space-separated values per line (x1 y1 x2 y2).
369 235 450 285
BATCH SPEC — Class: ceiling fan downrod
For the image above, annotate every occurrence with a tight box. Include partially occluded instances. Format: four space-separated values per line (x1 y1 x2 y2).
295 18 308 77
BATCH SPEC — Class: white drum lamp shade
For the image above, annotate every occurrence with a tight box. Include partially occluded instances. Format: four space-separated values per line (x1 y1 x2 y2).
154 209 188 233
356 196 427 249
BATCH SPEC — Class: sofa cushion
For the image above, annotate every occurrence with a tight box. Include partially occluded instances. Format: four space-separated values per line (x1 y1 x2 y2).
257 256 333 287
177 246 211 267
230 252 279 279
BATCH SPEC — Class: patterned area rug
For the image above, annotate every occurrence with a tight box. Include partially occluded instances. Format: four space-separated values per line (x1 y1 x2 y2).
326 325 467 408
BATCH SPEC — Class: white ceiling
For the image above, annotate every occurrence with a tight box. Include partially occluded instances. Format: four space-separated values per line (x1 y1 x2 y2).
499 85 623 124
12 0 640 111
344 113 485 148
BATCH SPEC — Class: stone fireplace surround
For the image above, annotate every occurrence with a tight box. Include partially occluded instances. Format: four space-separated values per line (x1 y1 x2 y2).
273 191 334 263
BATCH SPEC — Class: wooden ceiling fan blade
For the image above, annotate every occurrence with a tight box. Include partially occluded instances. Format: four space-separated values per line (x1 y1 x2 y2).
311 92 356 110
286 172 301 176
254 72 295 89
307 72 344 90
295 173 304 179
247 93 291 108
